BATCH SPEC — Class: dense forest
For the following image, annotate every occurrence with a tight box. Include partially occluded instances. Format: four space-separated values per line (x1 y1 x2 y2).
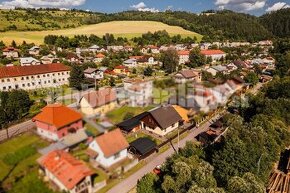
1 8 290 42
260 8 290 38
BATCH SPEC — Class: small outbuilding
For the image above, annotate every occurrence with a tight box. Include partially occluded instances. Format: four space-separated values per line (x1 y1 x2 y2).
129 137 157 159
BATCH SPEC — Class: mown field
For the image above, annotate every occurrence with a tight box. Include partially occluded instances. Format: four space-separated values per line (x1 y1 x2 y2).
0 21 202 44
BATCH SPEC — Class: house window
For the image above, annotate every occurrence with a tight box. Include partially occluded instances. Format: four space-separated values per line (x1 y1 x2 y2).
26 76 29 80
3 87 6 90
1 79 4 82
7 78 10 82
114 152 121 159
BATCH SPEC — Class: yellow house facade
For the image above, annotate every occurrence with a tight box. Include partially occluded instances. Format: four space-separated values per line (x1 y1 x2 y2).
79 88 117 116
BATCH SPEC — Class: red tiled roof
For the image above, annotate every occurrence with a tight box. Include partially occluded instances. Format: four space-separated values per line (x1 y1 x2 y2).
178 50 190 56
2 47 19 52
95 129 129 157
129 56 144 60
0 63 70 79
115 65 127 69
33 104 82 129
200 49 225 55
82 88 116 108
104 69 116 75
96 53 105 58
146 45 158 49
39 150 94 190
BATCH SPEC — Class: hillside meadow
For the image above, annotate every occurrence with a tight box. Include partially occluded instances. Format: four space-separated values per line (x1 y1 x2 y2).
0 21 202 44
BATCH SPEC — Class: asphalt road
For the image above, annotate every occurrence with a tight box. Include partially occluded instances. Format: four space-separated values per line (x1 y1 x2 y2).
107 112 224 193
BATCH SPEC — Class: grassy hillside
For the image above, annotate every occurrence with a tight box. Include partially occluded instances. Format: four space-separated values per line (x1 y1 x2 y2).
0 9 102 31
0 21 202 44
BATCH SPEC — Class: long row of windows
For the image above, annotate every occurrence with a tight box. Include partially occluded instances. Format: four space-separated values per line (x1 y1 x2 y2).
1 78 69 91
1 71 69 83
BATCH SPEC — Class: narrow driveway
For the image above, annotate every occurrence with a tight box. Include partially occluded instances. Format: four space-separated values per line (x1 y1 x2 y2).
107 113 224 193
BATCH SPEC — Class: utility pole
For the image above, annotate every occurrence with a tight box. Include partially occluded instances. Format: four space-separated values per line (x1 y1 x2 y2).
177 127 180 153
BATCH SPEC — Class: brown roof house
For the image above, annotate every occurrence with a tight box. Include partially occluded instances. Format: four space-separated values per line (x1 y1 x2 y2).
141 105 183 137
79 88 117 116
174 69 202 84
87 129 129 168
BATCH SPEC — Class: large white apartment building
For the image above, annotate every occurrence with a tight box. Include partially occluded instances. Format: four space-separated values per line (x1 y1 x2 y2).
0 63 70 91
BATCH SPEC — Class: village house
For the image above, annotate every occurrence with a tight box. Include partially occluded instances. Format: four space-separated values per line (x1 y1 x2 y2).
33 104 83 141
123 78 153 107
191 89 217 112
174 69 202 84
2 47 19 58
79 88 117 116
226 63 238 72
28 46 40 55
200 49 226 62
232 60 252 69
87 128 129 168
169 84 217 112
94 53 105 63
38 150 95 193
107 45 124 52
124 46 133 52
141 105 183 136
142 45 160 54
200 43 212 50
84 67 104 80
20 57 41 66
130 56 156 65
123 58 138 68
66 53 81 63
197 120 225 145
178 50 190 65
41 54 58 64
88 45 100 52
206 65 228 76
113 65 130 76
0 63 70 91
117 112 149 134
211 83 233 105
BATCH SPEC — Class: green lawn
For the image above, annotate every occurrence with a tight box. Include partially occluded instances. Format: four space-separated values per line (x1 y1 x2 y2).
126 132 162 145
153 88 171 104
0 133 49 187
106 106 155 124
85 123 100 136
